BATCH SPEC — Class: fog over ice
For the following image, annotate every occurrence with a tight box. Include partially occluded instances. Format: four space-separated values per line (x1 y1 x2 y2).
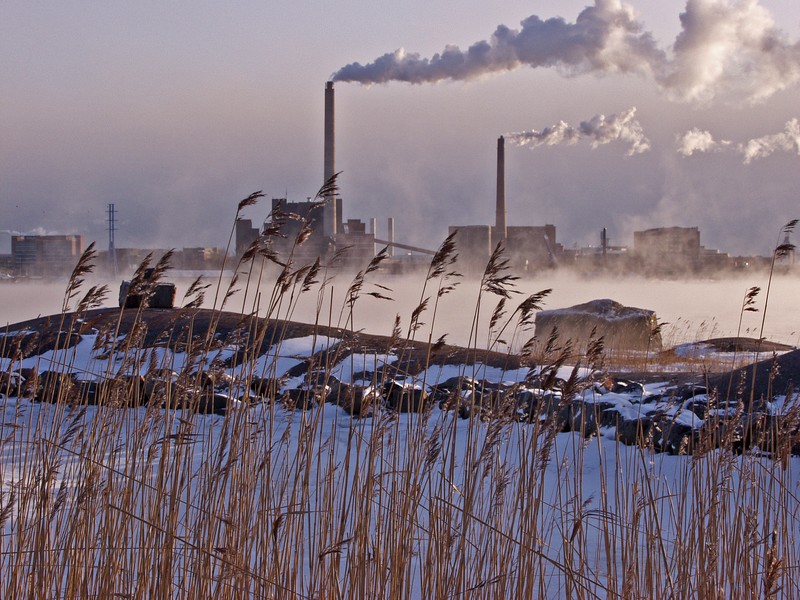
2 271 798 351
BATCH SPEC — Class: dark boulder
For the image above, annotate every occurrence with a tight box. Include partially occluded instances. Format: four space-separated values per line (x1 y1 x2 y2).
384 381 429 413
326 383 380 417
281 388 318 411
29 371 77 404
251 376 282 400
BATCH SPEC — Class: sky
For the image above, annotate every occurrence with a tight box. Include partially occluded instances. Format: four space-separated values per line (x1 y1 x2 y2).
2 0 799 257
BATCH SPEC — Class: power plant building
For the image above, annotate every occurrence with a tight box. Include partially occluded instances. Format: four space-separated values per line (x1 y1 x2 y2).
11 234 84 277
448 135 560 275
238 82 382 267
506 224 559 271
633 226 701 274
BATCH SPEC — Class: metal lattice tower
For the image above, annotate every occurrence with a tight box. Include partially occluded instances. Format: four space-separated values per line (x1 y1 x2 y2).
107 203 118 277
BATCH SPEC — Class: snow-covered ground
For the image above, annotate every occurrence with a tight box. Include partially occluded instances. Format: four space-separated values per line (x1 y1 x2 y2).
2 328 799 598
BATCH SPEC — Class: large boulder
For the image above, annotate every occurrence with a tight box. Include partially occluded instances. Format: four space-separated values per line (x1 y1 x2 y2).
534 298 661 353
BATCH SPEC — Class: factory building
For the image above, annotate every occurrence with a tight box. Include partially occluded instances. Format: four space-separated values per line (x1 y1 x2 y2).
11 234 84 277
633 226 701 274
236 82 381 269
449 136 560 275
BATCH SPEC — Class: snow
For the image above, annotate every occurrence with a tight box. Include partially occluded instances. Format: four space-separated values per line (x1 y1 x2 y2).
241 334 339 379
2 330 800 597
328 350 398 383
673 341 790 362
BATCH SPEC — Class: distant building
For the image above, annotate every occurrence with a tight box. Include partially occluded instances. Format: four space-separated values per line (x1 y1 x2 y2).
174 247 225 271
632 226 734 274
235 219 260 257
449 225 492 274
269 197 330 260
448 223 560 275
633 227 701 274
97 246 225 274
506 225 559 272
335 219 376 265
11 234 84 277
108 248 171 274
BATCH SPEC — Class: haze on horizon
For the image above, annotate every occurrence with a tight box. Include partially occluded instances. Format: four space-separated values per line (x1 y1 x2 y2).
2 271 800 351
1 0 799 257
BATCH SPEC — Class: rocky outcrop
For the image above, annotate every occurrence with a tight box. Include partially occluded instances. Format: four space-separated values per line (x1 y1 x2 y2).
6 307 800 458
534 298 661 352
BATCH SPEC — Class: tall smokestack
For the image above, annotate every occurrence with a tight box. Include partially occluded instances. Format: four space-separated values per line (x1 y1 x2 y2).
324 81 337 237
601 227 608 260
496 136 506 242
387 217 395 257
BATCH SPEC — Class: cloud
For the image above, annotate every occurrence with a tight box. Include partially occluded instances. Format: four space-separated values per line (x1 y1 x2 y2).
506 107 650 156
677 119 800 162
332 0 800 106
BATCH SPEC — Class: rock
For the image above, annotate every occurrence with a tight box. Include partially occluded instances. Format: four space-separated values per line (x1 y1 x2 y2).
117 375 150 407
384 381 429 413
683 399 708 419
29 371 77 403
534 298 661 352
70 377 147 407
195 370 235 392
0 370 24 398
653 414 698 455
618 416 655 447
251 376 282 400
592 401 629 428
281 388 318 411
707 349 800 405
431 377 482 418
563 401 598 438
326 383 379 417
609 378 645 397
305 370 339 392
198 392 233 415
143 370 179 405
119 271 176 309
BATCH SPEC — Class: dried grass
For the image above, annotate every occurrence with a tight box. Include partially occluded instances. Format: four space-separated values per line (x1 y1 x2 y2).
1 202 798 599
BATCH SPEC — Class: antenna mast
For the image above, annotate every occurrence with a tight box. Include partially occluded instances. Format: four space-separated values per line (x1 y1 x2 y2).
107 203 118 277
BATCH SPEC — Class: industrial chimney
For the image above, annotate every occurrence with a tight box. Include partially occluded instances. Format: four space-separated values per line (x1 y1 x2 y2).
323 81 337 237
387 217 395 257
496 136 507 242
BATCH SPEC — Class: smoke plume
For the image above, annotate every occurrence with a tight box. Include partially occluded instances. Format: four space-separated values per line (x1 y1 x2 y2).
677 119 800 162
332 0 800 105
506 108 650 156
333 1 661 84
740 119 800 163
675 128 731 156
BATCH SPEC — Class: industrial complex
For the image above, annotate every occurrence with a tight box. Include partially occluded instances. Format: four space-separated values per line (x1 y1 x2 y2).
0 81 793 280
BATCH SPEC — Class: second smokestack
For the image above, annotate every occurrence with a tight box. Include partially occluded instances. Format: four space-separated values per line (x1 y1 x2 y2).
496 135 506 242
324 81 337 237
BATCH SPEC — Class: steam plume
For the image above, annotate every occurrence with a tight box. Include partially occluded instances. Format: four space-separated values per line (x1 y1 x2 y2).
740 119 800 163
333 1 661 84
332 0 800 105
506 108 650 156
677 119 800 162
676 128 731 156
